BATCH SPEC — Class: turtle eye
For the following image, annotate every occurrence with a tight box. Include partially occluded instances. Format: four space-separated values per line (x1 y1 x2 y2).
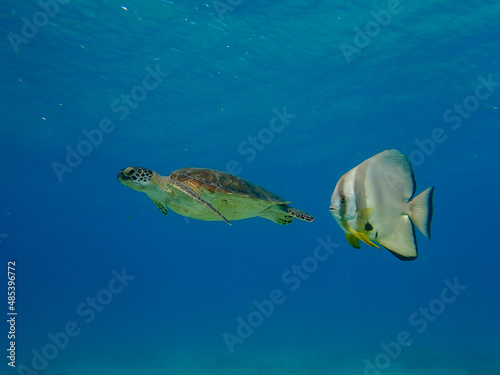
127 168 135 176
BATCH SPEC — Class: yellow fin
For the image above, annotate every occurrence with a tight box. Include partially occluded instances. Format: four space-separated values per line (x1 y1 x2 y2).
348 228 380 249
345 233 360 249
356 232 381 249
357 207 375 220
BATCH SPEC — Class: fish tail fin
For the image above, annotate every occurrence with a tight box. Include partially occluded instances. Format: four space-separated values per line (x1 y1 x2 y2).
409 186 434 238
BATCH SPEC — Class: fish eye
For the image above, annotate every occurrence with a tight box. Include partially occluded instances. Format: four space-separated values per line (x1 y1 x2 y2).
339 195 346 204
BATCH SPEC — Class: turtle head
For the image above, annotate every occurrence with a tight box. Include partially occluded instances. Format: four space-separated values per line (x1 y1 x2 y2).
118 167 155 192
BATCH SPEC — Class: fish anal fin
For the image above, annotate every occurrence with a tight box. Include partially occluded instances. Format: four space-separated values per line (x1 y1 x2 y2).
378 216 418 260
386 248 417 261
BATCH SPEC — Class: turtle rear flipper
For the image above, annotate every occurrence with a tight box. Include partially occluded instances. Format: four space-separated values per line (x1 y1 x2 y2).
284 206 315 222
169 178 231 225
260 205 314 225
260 208 294 225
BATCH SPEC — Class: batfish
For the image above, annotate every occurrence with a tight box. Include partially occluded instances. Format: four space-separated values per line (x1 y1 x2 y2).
330 149 434 261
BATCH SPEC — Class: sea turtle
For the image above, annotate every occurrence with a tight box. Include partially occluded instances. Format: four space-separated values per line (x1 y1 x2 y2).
118 167 314 225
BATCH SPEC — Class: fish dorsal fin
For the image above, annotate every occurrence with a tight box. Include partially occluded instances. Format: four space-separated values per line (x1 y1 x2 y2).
375 149 415 201
169 179 231 225
345 232 361 249
379 216 417 260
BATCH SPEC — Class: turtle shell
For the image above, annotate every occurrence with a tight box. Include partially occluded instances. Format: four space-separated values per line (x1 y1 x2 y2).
169 168 288 204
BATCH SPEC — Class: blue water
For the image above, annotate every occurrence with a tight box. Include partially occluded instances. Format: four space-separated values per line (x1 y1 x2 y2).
1 1 499 374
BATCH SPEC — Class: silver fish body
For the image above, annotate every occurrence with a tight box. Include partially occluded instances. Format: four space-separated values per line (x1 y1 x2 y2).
330 149 434 261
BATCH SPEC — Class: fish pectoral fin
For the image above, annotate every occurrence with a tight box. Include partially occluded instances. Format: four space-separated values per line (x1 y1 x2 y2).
357 207 375 220
345 232 361 249
152 200 169 216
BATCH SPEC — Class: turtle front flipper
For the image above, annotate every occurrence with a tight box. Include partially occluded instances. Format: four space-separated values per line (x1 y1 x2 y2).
169 179 231 225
